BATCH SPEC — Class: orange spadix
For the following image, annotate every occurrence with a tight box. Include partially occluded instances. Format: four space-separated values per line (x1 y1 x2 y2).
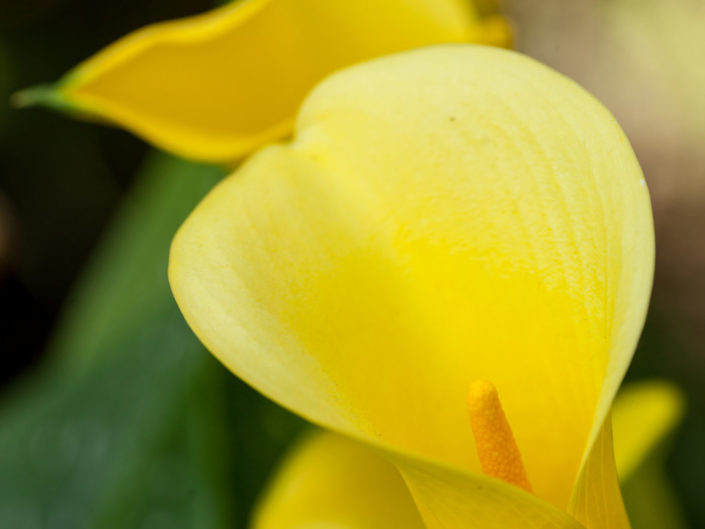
467 379 533 493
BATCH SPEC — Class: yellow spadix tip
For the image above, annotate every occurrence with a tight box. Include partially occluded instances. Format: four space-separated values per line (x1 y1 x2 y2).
467 379 533 493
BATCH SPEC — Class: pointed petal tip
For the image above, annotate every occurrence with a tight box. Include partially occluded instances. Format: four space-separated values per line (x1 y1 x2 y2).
11 84 67 111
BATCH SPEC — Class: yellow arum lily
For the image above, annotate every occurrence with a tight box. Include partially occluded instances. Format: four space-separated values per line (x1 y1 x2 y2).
169 45 654 528
14 0 509 164
252 379 683 529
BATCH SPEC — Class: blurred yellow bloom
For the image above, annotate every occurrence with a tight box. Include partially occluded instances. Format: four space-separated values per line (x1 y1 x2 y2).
253 430 427 529
170 45 654 528
613 380 687 529
15 0 509 164
613 381 684 482
252 381 683 529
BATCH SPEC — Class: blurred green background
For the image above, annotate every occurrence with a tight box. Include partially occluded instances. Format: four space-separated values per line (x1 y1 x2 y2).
0 0 703 528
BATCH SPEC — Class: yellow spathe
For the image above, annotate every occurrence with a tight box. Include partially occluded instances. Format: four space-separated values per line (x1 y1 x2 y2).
170 46 654 528
17 0 509 163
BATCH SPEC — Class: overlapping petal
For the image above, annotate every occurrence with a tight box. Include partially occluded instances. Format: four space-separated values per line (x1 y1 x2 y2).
252 383 682 529
16 0 509 163
252 429 582 529
170 45 654 527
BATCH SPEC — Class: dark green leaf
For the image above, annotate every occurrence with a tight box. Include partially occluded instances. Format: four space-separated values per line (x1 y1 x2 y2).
0 153 303 529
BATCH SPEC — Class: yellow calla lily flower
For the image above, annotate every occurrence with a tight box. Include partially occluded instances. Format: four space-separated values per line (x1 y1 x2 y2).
169 45 654 528
14 0 509 164
252 381 683 529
